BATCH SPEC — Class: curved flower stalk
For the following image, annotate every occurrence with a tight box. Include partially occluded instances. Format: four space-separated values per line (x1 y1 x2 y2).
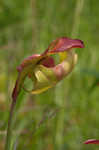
5 37 84 150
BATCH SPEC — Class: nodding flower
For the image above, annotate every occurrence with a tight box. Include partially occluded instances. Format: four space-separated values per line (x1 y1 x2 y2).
12 37 84 101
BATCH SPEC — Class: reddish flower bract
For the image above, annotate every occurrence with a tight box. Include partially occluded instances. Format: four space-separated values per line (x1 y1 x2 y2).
84 139 99 144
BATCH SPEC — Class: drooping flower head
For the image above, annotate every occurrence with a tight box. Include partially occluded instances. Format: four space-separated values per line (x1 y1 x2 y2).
12 37 84 101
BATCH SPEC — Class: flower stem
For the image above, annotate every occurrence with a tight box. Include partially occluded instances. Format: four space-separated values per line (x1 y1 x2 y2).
5 99 16 150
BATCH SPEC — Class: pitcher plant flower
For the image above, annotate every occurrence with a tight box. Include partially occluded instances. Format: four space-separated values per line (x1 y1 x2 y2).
5 37 84 150
12 37 84 101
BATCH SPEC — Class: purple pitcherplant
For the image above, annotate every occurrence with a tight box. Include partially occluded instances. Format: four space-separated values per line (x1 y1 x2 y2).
12 37 84 101
5 37 84 150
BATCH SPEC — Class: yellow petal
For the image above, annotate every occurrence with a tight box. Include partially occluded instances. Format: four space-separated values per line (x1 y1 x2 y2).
59 51 67 62
31 85 54 94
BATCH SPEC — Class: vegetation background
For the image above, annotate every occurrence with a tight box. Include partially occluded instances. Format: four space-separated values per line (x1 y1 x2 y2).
0 0 99 149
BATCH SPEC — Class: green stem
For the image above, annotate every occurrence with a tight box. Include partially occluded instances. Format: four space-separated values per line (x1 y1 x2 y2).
5 99 16 150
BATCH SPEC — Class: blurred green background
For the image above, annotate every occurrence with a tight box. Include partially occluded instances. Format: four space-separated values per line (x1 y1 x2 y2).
0 0 99 149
